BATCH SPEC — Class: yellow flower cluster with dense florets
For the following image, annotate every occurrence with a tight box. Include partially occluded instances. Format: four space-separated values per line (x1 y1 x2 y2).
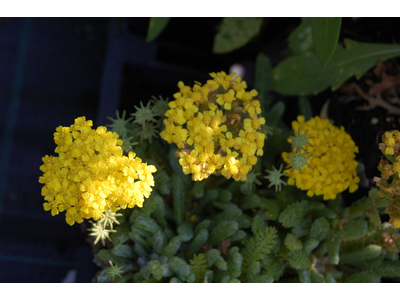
39 117 157 226
374 130 400 228
282 115 360 200
160 71 266 181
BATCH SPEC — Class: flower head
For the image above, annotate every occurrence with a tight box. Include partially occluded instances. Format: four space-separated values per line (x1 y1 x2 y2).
282 115 360 200
160 71 266 181
39 117 157 225
374 130 400 228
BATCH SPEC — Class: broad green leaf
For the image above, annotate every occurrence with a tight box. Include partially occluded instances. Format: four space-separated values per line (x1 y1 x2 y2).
272 39 400 96
146 17 170 42
287 17 314 55
213 17 263 54
311 17 342 66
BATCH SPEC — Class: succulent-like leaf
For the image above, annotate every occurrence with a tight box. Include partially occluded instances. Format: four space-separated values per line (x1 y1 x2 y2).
309 217 330 241
279 200 309 228
187 229 209 258
111 244 133 258
207 221 238 246
340 218 368 241
264 101 285 127
172 175 185 226
298 97 312 121
340 245 382 264
288 250 311 270
255 53 273 109
168 257 195 283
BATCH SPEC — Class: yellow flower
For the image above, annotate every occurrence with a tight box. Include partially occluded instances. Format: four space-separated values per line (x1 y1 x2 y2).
40 117 157 225
391 219 400 229
216 89 236 110
245 100 262 114
282 115 359 200
160 71 266 181
382 132 396 155
231 76 247 94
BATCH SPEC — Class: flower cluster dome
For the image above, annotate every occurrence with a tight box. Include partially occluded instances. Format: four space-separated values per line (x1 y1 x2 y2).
282 115 360 200
39 117 157 225
160 71 266 181
374 130 400 228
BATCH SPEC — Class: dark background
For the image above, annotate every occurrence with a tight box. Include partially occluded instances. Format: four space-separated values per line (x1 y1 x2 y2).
0 17 300 283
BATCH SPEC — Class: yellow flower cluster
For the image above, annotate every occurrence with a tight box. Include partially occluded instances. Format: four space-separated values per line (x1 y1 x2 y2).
160 71 266 181
374 130 400 228
39 117 157 226
282 115 360 200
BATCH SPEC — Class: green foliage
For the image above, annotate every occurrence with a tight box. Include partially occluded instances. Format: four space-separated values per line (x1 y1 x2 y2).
287 17 314 55
205 249 227 270
177 222 193 242
207 221 238 246
264 164 287 192
161 235 181 257
190 254 208 283
92 52 400 283
187 229 208 258
284 233 303 250
328 238 341 265
264 101 285 127
298 269 311 283
311 17 342 66
272 39 400 96
309 267 324 283
112 244 133 258
298 97 312 121
172 175 185 226
193 181 205 199
168 257 195 283
340 245 382 264
242 226 278 269
146 260 163 281
288 250 311 270
344 271 381 283
279 200 309 228
309 217 330 241
107 111 138 153
213 17 263 54
106 261 124 282
340 218 368 241
255 53 273 109
146 17 170 42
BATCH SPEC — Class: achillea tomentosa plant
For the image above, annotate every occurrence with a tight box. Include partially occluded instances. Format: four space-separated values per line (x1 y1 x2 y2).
40 71 400 283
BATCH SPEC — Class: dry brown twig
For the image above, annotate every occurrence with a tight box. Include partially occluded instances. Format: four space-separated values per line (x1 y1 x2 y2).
342 83 400 115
